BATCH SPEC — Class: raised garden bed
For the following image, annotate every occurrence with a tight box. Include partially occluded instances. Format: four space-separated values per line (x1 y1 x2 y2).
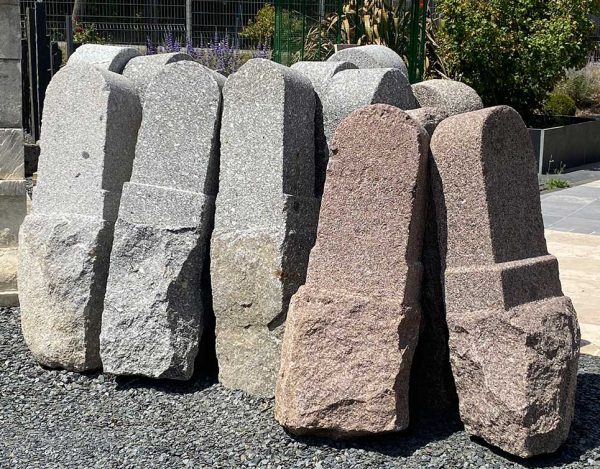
529 115 600 174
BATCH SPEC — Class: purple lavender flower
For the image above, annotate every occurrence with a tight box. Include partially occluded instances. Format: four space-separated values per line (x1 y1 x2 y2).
164 31 175 52
146 36 157 55
185 37 198 59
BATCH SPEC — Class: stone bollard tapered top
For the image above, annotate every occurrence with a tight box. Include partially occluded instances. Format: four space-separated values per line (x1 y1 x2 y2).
122 52 192 102
18 63 141 372
275 104 429 438
68 44 141 74
327 44 409 77
100 60 223 380
322 68 418 142
412 79 483 117
211 59 319 397
430 105 579 458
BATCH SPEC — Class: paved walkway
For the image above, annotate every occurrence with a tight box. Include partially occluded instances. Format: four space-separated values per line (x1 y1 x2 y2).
542 181 600 356
541 180 600 234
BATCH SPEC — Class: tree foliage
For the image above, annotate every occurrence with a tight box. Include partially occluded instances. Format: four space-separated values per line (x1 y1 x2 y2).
436 0 595 116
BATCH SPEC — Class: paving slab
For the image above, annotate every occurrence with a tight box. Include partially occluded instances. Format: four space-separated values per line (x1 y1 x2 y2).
545 230 600 356
542 180 600 234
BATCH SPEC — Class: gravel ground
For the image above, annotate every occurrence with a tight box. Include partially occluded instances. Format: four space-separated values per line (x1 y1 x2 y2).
1 307 599 469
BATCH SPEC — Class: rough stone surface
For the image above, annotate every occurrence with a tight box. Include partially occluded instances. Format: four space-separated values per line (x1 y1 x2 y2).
413 79 483 117
100 61 222 380
0 58 22 128
0 180 27 306
0 0 25 307
68 44 141 73
18 63 141 371
430 105 580 458
211 59 319 398
0 128 24 179
2 307 600 468
291 60 358 196
322 68 418 142
327 44 409 77
122 52 192 102
275 104 429 438
406 107 448 136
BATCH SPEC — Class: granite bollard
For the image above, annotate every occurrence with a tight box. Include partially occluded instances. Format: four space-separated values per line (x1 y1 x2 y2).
412 79 483 117
100 61 222 380
275 104 429 437
68 44 141 73
430 106 580 457
18 63 141 371
290 61 357 196
122 52 192 102
322 68 418 143
327 44 409 77
211 59 319 397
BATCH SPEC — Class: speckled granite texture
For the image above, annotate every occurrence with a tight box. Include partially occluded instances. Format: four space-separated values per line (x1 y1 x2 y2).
100 61 222 380
430 105 580 458
210 59 319 398
18 63 141 371
276 104 429 438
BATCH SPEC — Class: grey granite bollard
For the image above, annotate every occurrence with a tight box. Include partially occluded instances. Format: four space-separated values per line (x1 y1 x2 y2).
275 105 429 438
430 106 579 457
327 44 409 77
322 68 418 142
68 44 141 73
18 63 141 371
122 52 192 102
412 79 483 117
291 61 357 197
211 59 319 398
0 0 27 306
406 107 448 137
100 61 222 380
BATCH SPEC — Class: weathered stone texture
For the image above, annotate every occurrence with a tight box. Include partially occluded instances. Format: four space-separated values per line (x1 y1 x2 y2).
211 59 319 397
122 52 192 102
100 61 222 380
0 129 24 179
430 105 579 458
406 107 448 137
0 0 25 307
413 79 483 117
19 63 141 371
322 68 418 142
291 61 358 196
0 180 27 307
68 44 141 73
327 44 409 77
275 104 429 438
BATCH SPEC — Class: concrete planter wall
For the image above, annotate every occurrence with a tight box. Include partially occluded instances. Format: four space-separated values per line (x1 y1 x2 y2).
529 115 600 174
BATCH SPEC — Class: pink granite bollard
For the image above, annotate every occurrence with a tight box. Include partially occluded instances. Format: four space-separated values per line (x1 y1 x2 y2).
430 105 580 458
275 104 429 438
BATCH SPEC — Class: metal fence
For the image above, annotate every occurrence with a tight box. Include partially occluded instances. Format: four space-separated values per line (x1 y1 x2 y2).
273 0 428 81
20 0 267 47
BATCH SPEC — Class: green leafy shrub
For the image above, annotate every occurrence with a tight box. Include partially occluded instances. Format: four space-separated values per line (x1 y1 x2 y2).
555 68 600 108
544 93 577 116
241 4 275 44
435 0 594 117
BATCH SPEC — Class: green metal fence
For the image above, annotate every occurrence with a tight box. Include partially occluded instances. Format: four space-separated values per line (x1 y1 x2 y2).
273 0 428 83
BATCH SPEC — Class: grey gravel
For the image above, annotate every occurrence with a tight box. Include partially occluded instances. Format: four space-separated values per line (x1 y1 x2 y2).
1 307 599 468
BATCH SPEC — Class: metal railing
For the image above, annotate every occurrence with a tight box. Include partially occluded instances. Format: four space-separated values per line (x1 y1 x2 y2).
20 0 268 47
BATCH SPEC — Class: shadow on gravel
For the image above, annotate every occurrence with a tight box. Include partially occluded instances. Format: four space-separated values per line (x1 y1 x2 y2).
114 372 217 395
285 371 600 464
468 372 600 468
286 409 463 458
